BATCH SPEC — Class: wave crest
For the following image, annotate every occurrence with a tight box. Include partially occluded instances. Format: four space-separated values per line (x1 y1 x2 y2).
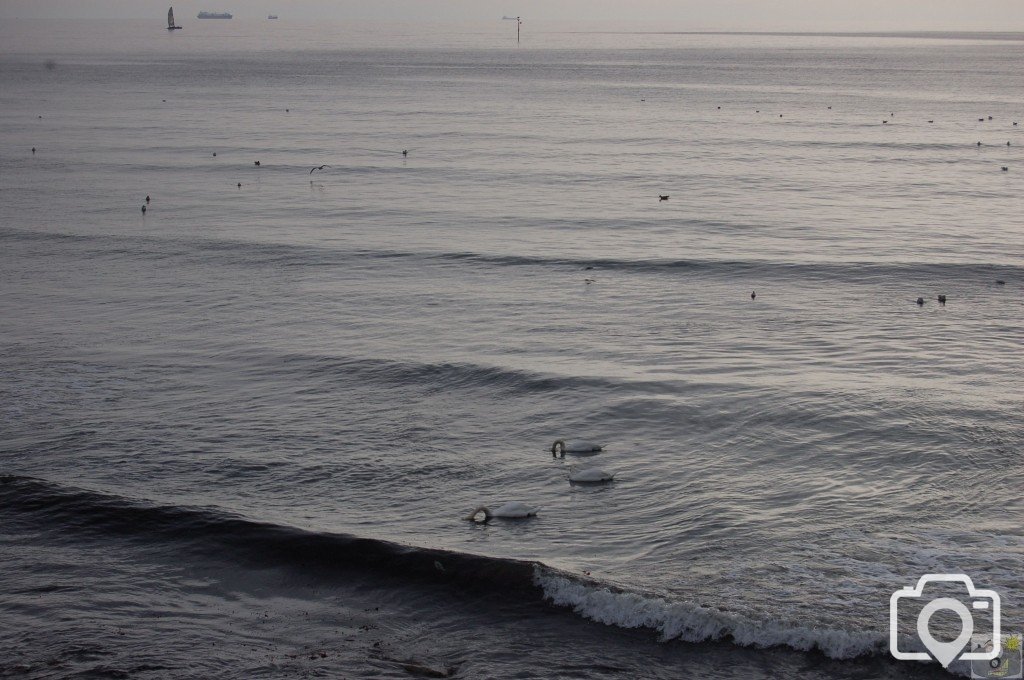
534 568 885 660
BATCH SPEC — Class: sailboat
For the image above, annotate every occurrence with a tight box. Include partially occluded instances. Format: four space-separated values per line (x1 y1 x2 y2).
167 7 182 30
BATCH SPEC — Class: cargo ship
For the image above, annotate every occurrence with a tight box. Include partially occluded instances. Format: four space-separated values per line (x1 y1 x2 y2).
197 11 232 19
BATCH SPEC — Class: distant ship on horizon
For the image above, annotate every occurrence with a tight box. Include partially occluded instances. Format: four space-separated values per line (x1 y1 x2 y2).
197 11 233 19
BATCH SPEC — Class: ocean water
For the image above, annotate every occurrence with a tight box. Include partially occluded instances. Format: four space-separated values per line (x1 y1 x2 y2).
1 18 1022 679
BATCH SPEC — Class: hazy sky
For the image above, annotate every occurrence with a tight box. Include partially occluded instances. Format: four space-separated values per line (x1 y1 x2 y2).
2 0 1024 31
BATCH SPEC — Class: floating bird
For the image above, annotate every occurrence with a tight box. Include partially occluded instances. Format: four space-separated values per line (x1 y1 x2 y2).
309 165 330 174
1007 142 1012 146
827 106 832 110
38 115 42 119
237 182 241 188
465 502 538 522
659 195 669 201
977 142 982 147
937 295 947 304
583 266 594 271
213 152 217 157
254 161 261 166
1014 122 1019 126
1003 167 1009 172
779 114 783 118
568 466 615 483
31 147 35 154
928 120 934 123
883 120 888 124
551 440 603 458
402 150 408 157
285 108 289 112
141 205 146 214
717 106 721 109
751 290 756 299
996 280 1006 285
145 195 150 204
979 118 985 122
988 116 993 120
916 297 925 306
584 278 596 284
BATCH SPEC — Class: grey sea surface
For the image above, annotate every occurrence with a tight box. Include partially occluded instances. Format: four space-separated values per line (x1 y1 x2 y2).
1 18 1021 679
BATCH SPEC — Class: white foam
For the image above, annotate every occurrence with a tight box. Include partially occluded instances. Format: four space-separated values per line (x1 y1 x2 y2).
534 567 886 660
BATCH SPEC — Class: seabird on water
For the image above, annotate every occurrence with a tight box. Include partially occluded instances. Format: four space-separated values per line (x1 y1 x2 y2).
659 195 669 201
751 291 756 300
141 205 146 214
916 297 925 306
254 161 261 166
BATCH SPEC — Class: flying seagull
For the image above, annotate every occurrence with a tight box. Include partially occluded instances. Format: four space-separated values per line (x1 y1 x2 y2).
309 165 331 174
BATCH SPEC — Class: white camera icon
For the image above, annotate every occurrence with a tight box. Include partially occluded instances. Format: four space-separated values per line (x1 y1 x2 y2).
890 574 1001 668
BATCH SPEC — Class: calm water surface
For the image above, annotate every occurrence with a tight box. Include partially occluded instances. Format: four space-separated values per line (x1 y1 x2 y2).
1 19 1022 679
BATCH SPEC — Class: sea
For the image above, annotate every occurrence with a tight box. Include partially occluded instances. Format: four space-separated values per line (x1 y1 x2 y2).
1 17 1022 679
